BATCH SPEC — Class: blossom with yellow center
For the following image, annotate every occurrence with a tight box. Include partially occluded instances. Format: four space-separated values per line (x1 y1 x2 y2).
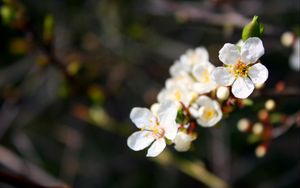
192 62 217 94
127 101 178 157
189 96 222 127
157 84 192 107
212 37 268 99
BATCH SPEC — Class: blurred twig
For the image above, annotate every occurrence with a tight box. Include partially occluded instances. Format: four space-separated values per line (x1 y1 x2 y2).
272 111 300 138
0 146 68 188
251 88 300 99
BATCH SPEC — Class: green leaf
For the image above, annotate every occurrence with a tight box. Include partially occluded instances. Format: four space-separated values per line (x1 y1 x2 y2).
242 16 264 41
176 108 185 124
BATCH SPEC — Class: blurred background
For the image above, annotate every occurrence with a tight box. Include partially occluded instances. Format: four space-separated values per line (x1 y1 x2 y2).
0 0 299 188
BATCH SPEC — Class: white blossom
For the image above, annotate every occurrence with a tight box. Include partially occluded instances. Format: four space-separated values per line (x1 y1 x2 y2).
212 37 268 99
127 101 178 157
289 38 300 71
192 62 217 94
157 84 193 107
173 131 195 152
189 96 222 127
179 47 209 71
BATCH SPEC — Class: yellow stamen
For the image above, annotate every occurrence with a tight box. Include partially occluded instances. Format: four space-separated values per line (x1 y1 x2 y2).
199 106 215 121
232 59 250 78
200 69 211 83
152 126 165 139
174 90 182 101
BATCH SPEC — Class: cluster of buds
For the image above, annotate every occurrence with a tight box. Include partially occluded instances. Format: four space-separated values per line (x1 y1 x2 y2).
236 99 282 157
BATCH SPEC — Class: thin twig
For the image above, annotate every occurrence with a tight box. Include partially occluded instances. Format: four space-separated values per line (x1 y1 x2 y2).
272 111 300 138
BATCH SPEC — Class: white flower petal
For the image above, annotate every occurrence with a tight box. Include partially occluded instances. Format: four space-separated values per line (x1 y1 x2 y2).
232 77 254 99
219 43 240 65
163 121 178 140
146 138 166 157
127 131 154 151
197 95 213 107
195 47 209 62
211 101 223 124
192 82 217 94
158 101 178 140
248 63 268 84
290 53 300 71
212 67 235 86
290 38 300 71
241 37 264 64
169 61 189 77
130 108 155 129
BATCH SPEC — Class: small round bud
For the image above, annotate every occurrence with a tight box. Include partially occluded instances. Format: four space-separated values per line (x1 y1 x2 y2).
255 145 266 158
173 132 194 152
258 110 269 122
265 99 276 111
252 122 263 135
216 86 230 100
281 32 294 47
237 118 250 132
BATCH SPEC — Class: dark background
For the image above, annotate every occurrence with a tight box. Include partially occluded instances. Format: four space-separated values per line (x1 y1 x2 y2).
0 0 299 188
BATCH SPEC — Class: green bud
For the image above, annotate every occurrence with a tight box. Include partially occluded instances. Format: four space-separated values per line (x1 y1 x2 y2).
242 16 264 41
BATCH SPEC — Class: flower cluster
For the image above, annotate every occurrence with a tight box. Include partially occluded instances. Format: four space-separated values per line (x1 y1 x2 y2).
127 37 269 157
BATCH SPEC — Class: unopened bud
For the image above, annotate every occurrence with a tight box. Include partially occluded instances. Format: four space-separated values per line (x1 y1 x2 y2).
255 145 267 158
258 109 269 122
216 86 229 100
281 32 294 47
252 122 263 135
173 131 194 152
237 118 250 132
265 99 276 111
242 16 264 41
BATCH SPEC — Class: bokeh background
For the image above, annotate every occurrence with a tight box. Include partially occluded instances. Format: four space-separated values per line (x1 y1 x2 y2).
0 0 299 188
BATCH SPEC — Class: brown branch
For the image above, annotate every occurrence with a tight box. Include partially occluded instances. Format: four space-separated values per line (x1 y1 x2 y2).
251 88 300 99
272 111 300 138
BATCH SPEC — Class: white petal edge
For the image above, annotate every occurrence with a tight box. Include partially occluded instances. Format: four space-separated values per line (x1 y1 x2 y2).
219 43 240 65
241 37 264 64
130 108 155 129
211 101 223 125
248 63 268 84
231 77 255 99
127 131 154 151
212 67 235 86
146 138 166 157
157 101 178 140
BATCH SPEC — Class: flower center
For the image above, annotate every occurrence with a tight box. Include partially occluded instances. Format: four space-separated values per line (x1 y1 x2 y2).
173 89 182 101
231 60 250 78
199 106 215 121
200 69 211 83
152 126 165 139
